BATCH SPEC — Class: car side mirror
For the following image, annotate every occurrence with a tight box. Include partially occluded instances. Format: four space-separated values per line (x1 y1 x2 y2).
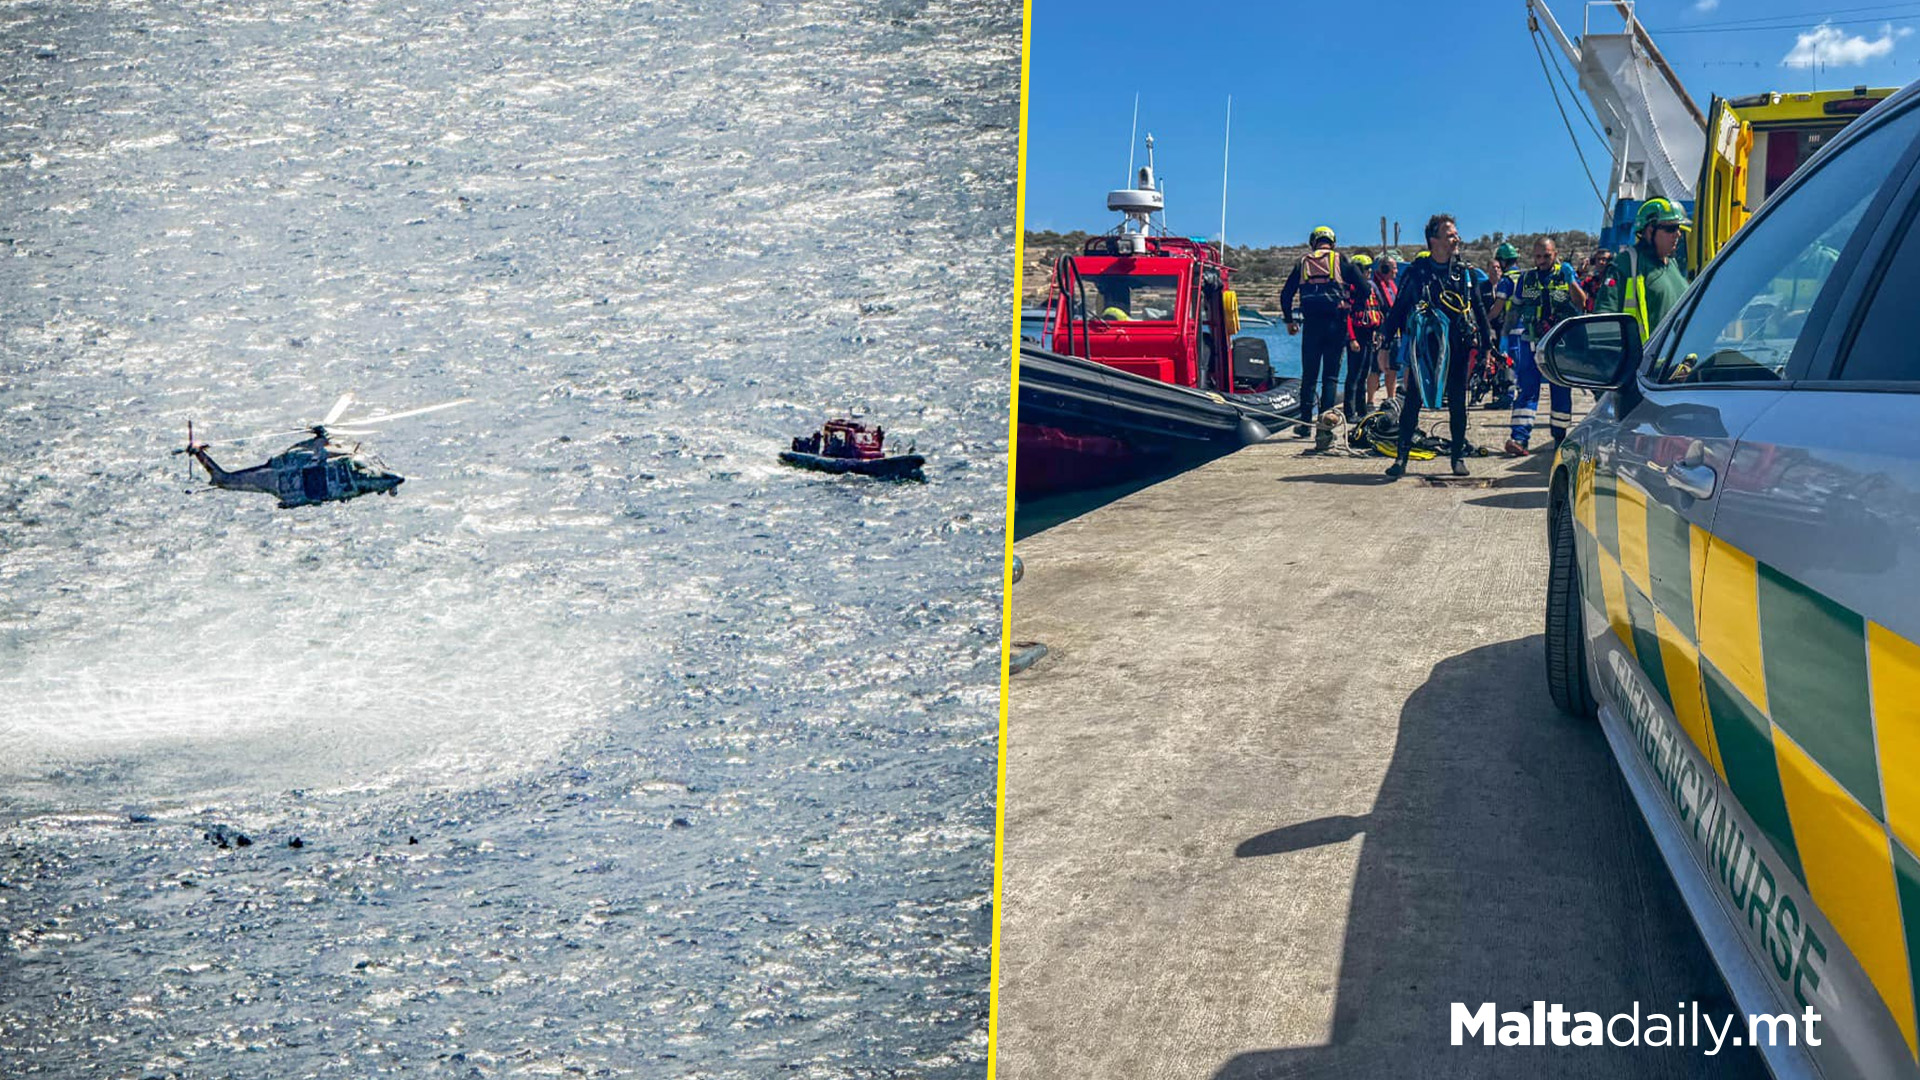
1537 313 1642 390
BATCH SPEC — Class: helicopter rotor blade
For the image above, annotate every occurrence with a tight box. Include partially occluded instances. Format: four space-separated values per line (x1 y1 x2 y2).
321 393 355 427
177 397 468 453
335 398 473 427
195 427 315 449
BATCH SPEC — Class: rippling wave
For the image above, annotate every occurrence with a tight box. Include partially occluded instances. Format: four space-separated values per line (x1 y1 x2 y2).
0 0 1016 1074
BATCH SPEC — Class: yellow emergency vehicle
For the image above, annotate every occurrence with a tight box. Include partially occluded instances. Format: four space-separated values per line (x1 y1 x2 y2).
1691 87 1898 274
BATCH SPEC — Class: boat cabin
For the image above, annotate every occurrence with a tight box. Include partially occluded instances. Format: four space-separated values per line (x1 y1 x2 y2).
1037 135 1267 396
1045 235 1250 394
792 419 887 460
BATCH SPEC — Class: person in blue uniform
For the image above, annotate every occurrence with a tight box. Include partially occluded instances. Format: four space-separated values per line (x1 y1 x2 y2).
1501 237 1587 454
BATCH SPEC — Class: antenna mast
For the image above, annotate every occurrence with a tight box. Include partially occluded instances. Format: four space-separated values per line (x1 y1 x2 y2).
1218 97 1231 262
1126 92 1140 185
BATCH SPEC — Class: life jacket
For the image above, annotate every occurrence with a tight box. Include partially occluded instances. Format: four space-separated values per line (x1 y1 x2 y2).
1296 247 1350 318
1371 274 1398 317
1351 273 1384 330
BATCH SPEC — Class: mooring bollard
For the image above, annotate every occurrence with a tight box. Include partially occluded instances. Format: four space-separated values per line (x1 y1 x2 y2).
1008 553 1047 674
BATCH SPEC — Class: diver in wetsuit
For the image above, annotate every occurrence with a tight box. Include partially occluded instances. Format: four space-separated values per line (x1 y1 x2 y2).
1373 213 1492 479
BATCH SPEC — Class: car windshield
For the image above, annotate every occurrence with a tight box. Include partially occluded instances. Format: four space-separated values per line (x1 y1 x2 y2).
1076 274 1180 322
1650 106 1918 385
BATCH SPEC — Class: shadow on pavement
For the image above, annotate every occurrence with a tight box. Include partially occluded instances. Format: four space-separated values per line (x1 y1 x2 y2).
1275 472 1396 486
1465 490 1551 511
1491 452 1554 486
1219 636 1756 1080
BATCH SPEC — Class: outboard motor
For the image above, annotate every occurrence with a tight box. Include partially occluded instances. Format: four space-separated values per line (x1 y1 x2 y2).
1232 336 1273 391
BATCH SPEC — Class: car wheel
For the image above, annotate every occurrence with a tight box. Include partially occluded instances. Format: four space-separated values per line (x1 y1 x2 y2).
1546 489 1597 719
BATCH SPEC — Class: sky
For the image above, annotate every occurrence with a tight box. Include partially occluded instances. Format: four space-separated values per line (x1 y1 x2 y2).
1021 0 1920 246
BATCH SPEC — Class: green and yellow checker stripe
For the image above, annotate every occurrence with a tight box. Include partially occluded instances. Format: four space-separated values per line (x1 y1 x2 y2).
1574 465 1920 1059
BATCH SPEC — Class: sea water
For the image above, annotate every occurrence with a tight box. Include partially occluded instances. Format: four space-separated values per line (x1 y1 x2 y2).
1234 322 1305 379
0 1 1016 1076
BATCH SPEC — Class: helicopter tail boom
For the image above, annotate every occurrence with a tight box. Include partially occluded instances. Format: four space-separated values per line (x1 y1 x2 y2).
174 421 231 484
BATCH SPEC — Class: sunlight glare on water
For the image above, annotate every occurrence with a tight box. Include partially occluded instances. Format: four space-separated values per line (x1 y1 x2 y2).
0 0 1017 1075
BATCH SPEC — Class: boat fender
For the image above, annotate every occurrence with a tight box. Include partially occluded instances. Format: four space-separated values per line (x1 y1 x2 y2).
1010 554 1024 585
1236 416 1272 446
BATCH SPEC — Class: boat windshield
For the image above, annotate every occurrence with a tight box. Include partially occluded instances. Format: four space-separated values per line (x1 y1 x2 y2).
1074 274 1181 322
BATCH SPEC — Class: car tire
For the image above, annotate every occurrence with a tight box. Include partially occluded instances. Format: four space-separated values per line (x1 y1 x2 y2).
1546 490 1598 719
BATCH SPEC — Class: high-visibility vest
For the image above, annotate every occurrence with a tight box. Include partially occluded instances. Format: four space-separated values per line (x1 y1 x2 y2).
1623 275 1652 343
1619 247 1653 343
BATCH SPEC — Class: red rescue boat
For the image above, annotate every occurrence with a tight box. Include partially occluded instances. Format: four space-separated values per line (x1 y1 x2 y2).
781 418 926 480
1018 135 1296 499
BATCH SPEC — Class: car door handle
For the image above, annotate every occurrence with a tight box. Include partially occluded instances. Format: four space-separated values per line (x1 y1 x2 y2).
1665 462 1717 499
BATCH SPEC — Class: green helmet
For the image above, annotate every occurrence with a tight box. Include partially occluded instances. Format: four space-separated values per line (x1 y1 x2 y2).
1635 197 1692 232
1495 242 1520 261
1309 225 1336 246
1350 252 1373 268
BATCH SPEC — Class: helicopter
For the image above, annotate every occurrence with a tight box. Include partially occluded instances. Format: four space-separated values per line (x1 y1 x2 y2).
174 393 471 508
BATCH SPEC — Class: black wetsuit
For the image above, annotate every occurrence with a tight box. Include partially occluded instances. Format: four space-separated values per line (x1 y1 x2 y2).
1376 255 1493 460
1281 249 1367 428
1344 274 1388 419
1344 324 1372 420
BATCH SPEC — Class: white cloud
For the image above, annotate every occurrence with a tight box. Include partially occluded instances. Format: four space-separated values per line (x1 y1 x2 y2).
1694 0 1719 12
1782 22 1913 68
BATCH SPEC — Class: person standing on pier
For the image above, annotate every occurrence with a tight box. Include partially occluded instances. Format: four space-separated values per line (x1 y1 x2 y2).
1489 242 1523 343
1599 198 1690 342
1580 248 1620 313
1502 236 1587 456
1281 225 1366 434
1370 253 1402 404
1344 252 1383 420
1484 242 1524 409
1374 214 1493 479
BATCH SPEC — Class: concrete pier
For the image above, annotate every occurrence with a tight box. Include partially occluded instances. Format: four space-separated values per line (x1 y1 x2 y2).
1000 407 1758 1078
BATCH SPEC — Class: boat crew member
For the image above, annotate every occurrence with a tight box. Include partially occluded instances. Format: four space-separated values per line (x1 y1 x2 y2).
1281 225 1367 434
1368 254 1401 407
1343 252 1383 420
1598 197 1690 343
1502 237 1587 456
1374 214 1493 479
